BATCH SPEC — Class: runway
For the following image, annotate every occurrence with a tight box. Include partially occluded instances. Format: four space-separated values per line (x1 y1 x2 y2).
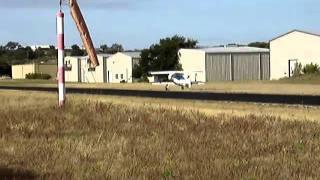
0 86 319 106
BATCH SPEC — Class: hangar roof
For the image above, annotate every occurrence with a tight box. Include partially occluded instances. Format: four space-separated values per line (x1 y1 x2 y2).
270 29 320 42
201 46 269 53
97 53 113 57
122 51 141 58
150 71 184 75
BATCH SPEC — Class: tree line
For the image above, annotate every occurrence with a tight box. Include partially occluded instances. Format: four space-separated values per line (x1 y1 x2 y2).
0 42 58 76
0 42 125 64
0 42 125 76
69 43 124 56
0 42 57 65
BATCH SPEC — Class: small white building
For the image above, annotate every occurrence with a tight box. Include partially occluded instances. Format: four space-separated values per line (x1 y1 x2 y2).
270 30 320 79
106 52 140 83
12 62 57 79
65 52 141 83
65 54 111 83
81 54 111 83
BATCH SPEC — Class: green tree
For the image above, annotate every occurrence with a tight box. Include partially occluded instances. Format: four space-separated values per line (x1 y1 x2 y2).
100 44 124 54
5 41 22 51
4 46 31 64
70 44 85 56
14 48 29 60
34 48 45 59
110 43 124 53
25 46 36 59
100 44 109 53
0 62 11 76
248 42 269 49
0 46 4 56
45 46 57 59
139 35 197 77
132 64 143 79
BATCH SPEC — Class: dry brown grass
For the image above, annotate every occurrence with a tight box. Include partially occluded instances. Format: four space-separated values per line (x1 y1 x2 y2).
1 91 320 179
1 80 320 95
75 93 320 122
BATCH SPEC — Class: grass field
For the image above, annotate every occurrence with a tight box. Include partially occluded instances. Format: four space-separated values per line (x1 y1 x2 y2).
1 90 320 179
1 79 320 95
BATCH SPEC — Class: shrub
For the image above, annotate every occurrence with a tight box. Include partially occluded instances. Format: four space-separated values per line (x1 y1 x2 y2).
292 62 302 77
302 63 319 74
132 64 142 79
25 73 51 80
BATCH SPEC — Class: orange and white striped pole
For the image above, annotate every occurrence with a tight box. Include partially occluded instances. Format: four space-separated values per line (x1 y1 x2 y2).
57 9 66 107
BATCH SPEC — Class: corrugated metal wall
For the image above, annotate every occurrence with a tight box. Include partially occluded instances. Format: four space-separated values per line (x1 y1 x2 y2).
232 53 260 81
205 54 231 81
260 53 270 80
205 53 270 81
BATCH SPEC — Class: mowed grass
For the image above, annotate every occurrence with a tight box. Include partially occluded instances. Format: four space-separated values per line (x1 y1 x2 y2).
1 78 320 95
278 73 320 84
1 91 320 179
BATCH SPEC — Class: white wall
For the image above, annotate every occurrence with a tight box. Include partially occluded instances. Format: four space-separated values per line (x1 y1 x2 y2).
12 64 35 79
80 56 105 83
65 56 80 82
106 53 133 83
270 31 320 79
178 49 206 82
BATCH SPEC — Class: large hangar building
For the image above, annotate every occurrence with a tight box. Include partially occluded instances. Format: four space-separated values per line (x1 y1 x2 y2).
178 47 270 82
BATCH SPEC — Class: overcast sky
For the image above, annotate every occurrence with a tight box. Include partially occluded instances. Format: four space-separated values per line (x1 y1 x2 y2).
0 0 319 49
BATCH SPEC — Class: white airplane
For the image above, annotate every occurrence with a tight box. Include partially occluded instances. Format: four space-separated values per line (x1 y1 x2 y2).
168 72 192 89
149 71 192 90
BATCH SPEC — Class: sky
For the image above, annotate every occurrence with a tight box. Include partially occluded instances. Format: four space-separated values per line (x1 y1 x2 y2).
0 0 319 49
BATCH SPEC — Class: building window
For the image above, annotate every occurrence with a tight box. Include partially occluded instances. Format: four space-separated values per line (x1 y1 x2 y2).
121 74 124 79
87 60 96 71
65 60 72 71
115 74 119 79
88 67 95 72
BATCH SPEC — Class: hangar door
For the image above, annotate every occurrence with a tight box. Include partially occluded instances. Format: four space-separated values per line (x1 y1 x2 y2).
232 53 260 81
205 53 270 81
205 54 231 81
260 53 270 80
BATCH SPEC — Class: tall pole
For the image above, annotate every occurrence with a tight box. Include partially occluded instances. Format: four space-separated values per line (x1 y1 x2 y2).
57 8 66 107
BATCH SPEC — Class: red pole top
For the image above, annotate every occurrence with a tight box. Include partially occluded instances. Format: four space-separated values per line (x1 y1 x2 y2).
56 11 64 17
